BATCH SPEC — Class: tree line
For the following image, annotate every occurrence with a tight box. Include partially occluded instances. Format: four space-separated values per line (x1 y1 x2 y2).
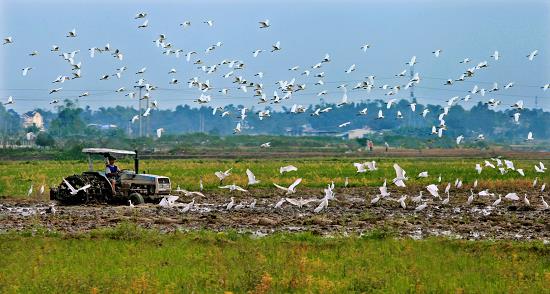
0 98 548 149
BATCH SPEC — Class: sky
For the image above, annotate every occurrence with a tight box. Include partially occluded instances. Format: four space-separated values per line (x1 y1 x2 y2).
1 0 549 113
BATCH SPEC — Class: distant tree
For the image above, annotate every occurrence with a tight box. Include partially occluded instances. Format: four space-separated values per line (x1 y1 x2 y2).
25 124 40 134
35 132 55 148
48 100 86 137
11 98 550 144
0 105 23 136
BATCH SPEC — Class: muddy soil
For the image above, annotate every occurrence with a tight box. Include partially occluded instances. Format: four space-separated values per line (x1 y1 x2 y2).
0 187 548 241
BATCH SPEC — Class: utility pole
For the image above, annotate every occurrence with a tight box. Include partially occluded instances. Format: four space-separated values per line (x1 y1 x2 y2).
199 112 204 133
134 85 145 137
408 65 416 128
146 95 150 137
409 65 415 101
535 96 538 109
2 113 7 148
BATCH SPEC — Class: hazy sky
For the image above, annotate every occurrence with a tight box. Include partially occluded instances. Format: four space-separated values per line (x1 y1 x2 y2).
1 0 549 113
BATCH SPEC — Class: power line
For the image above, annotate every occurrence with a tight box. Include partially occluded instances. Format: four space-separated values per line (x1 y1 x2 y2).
8 86 549 102
0 75 547 92
3 75 549 113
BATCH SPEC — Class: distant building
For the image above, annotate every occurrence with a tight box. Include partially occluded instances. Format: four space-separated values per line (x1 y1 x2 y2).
87 124 118 130
25 132 37 141
21 111 45 130
345 127 375 139
285 125 305 136
291 124 339 136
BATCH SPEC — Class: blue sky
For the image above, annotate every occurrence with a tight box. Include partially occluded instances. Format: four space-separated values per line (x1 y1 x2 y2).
1 0 549 113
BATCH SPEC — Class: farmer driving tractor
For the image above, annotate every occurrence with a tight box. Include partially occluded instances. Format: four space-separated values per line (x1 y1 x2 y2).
105 155 120 193
50 148 172 205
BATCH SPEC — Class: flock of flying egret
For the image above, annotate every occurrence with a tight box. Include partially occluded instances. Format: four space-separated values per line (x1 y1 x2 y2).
2 11 547 142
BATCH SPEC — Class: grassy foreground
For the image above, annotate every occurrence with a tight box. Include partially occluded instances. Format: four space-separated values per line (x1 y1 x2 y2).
1 157 548 197
0 224 549 293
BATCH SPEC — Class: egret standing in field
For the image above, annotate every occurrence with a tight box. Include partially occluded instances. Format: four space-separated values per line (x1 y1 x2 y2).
249 199 256 209
523 194 530 207
467 190 475 205
541 196 549 210
274 197 286 209
415 202 428 211
26 184 33 197
181 198 195 213
441 192 450 205
397 195 407 209
492 195 502 207
412 191 423 203
226 197 235 210
314 197 328 213
370 194 381 205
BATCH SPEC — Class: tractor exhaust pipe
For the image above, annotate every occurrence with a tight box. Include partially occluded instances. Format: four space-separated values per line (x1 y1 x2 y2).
134 150 139 174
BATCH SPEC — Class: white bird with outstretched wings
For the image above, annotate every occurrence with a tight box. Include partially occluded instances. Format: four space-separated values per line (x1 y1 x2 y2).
159 195 179 207
63 179 91 195
219 183 248 192
426 184 440 198
286 197 317 208
280 165 297 174
246 169 260 186
273 178 302 195
392 164 408 187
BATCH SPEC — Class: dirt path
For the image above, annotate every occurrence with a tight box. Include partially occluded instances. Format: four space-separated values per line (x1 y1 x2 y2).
0 187 548 241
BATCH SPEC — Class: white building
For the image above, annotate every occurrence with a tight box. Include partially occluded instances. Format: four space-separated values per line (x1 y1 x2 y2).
346 128 375 139
21 111 45 130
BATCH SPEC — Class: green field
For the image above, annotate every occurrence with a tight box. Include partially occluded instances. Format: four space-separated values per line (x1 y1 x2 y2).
1 158 549 292
0 157 547 197
0 224 548 293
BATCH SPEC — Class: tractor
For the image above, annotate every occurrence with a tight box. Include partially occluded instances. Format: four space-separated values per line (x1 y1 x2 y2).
50 148 172 205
